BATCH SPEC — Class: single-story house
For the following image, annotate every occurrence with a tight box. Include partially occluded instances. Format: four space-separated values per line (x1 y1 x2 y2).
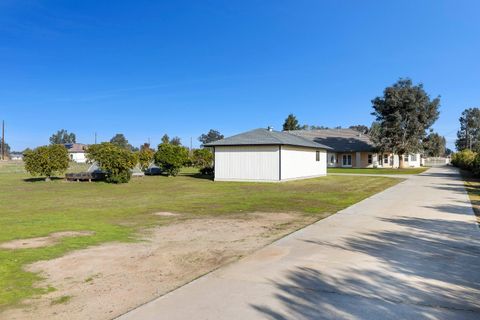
204 128 331 182
290 129 422 168
9 152 23 161
64 143 88 163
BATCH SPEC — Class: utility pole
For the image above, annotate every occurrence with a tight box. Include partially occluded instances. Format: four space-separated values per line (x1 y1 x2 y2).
94 132 97 144
1 120 5 160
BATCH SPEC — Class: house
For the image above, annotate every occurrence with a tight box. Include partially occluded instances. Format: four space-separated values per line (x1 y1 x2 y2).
290 128 422 168
64 143 88 163
9 152 23 161
204 128 331 182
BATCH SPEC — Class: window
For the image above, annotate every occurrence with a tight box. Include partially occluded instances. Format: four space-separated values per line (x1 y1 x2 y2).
410 154 417 161
342 154 352 166
383 154 389 164
316 151 320 162
330 155 335 164
368 154 373 164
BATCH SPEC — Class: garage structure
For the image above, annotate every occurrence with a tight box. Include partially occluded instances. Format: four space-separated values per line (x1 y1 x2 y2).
204 128 331 182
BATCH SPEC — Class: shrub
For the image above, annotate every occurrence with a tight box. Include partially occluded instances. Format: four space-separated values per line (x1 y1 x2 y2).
154 143 189 176
137 147 155 171
24 144 70 181
451 149 476 171
199 166 214 175
86 143 137 183
191 148 213 168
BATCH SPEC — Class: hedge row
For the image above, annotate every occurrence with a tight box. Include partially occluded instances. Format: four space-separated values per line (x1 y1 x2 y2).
451 149 480 175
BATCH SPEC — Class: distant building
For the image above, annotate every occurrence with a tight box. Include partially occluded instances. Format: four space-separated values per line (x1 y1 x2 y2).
64 143 88 163
9 152 23 161
291 128 422 168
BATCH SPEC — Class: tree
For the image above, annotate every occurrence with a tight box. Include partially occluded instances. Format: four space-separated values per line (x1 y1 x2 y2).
24 144 70 181
170 136 182 146
138 143 155 171
49 129 76 145
191 148 213 168
161 134 170 145
282 114 301 131
349 125 369 134
86 143 137 183
423 132 446 157
371 78 440 168
455 107 480 152
198 129 224 145
154 143 189 176
110 133 129 149
0 142 10 158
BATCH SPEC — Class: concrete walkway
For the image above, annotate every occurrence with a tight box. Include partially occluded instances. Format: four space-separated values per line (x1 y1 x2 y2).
118 166 480 320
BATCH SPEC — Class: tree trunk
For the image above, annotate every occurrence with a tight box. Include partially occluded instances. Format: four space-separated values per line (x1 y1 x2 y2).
398 154 406 169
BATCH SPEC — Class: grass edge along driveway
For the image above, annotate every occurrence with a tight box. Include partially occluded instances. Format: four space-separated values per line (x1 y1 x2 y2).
0 167 401 310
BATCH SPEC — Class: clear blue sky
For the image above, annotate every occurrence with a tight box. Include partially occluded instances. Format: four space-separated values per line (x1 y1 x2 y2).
1 0 479 151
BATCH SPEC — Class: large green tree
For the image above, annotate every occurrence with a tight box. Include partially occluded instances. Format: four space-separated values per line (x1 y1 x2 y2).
423 132 446 157
49 129 76 144
371 78 440 168
109 133 137 151
161 134 170 145
282 114 301 131
87 143 137 183
198 129 224 144
24 144 70 181
455 107 480 152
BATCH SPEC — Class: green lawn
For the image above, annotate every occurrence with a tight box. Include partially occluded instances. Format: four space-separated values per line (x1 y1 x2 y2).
0 161 400 309
327 167 429 175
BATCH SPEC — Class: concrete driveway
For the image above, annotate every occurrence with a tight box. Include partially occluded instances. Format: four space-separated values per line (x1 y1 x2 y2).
118 166 480 320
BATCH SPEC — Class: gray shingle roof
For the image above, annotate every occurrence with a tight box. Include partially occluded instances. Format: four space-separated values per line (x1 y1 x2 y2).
204 128 331 149
289 129 377 152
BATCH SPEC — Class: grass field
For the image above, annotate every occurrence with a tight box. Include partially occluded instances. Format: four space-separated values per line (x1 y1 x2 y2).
0 161 400 309
327 167 429 175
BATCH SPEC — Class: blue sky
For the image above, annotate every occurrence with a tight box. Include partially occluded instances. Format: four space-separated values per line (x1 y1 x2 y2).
1 0 479 151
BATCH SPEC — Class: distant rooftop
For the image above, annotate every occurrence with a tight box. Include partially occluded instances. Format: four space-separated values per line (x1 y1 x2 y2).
64 143 87 153
204 128 331 149
290 128 377 152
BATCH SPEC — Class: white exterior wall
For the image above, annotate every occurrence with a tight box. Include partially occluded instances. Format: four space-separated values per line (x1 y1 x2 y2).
70 152 87 163
281 146 327 180
214 146 279 182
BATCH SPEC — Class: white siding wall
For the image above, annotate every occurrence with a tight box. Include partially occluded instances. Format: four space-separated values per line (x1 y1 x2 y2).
70 152 87 163
214 146 279 182
281 146 327 180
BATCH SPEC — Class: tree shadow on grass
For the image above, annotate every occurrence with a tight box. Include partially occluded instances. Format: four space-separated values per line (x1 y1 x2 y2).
251 216 480 319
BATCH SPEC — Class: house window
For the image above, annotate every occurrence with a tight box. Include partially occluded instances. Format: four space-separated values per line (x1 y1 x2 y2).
342 154 352 166
316 151 320 162
330 155 335 164
383 154 389 164
410 154 417 161
368 154 373 164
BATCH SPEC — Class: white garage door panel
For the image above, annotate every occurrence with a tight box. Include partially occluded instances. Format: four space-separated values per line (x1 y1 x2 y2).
215 146 279 181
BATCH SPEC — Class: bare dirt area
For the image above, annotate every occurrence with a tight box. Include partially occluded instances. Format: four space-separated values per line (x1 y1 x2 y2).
1 212 314 320
0 231 95 249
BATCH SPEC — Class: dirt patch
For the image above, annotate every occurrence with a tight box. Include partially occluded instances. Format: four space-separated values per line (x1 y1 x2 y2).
152 211 180 217
0 231 95 249
1 212 313 320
